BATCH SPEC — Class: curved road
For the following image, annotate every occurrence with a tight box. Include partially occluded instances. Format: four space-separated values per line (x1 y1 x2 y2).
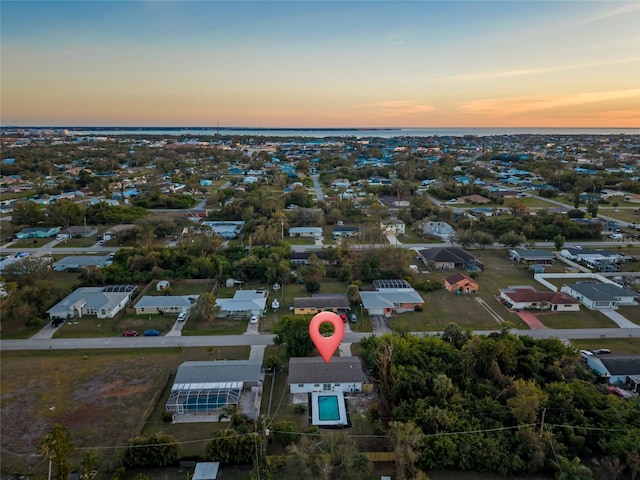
1 328 637 352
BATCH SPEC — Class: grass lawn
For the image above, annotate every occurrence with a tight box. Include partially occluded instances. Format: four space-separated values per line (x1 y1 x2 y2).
537 310 619 329
284 236 315 245
388 293 526 333
53 313 179 338
146 282 216 296
184 315 249 335
569 337 640 354
0 346 248 476
396 229 423 244
617 304 640 326
8 237 53 248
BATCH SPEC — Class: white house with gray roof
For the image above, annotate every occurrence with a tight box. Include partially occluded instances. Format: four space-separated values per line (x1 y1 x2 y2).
53 255 113 272
288 357 368 395
560 282 639 310
47 285 136 320
134 295 199 315
359 279 424 316
215 289 267 317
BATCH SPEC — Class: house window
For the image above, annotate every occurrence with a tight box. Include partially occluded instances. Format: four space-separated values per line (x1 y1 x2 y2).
314 384 320 387
298 384 304 388
323 384 331 391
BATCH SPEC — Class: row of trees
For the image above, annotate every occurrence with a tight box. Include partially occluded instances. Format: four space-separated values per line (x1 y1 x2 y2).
359 328 640 478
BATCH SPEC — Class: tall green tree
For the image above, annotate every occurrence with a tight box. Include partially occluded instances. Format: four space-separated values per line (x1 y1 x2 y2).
389 421 425 480
285 431 372 480
273 315 314 357
41 424 75 480
122 432 179 468
551 456 593 479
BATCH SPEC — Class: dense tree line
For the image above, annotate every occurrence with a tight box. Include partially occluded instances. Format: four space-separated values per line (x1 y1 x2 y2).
359 329 640 478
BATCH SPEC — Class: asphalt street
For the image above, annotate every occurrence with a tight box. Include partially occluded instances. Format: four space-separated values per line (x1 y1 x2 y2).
1 328 638 352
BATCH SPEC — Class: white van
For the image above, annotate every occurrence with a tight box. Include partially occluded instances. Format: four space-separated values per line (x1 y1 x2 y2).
177 312 187 322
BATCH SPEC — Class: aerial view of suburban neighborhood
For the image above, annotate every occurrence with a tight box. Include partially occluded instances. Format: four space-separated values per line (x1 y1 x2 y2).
1 127 639 480
2 0 640 479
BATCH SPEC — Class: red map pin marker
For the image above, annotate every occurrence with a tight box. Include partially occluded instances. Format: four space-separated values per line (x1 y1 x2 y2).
309 311 345 363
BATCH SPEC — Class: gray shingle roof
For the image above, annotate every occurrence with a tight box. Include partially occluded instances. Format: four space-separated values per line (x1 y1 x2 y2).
135 295 198 308
175 360 262 384
288 357 368 385
293 294 350 309
565 282 638 301
597 355 640 376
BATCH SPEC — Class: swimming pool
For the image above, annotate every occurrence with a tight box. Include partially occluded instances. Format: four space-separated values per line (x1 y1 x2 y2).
318 395 340 421
311 392 348 427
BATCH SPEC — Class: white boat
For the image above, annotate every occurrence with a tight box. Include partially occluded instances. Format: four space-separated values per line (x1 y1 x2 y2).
271 299 280 311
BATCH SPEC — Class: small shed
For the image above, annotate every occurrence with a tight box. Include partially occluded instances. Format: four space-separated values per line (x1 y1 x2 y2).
193 462 220 480
157 280 170 291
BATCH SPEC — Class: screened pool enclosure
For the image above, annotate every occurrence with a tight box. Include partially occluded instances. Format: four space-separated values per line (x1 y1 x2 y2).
166 381 242 414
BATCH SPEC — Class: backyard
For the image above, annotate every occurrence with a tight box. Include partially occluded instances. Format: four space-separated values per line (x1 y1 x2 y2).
0 346 249 477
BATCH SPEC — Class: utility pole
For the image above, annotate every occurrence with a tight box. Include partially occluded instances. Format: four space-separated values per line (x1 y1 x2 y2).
540 407 547 435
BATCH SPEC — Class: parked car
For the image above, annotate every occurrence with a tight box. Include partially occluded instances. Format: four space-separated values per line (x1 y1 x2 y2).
350 313 357 323
143 329 161 336
340 313 348 323
250 315 258 324
580 350 593 360
177 312 187 322
51 318 64 328
122 330 139 337
593 348 611 355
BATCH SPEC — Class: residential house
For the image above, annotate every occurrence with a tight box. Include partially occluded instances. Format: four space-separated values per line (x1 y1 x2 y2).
332 226 359 239
331 178 351 188
201 221 244 239
359 279 424 316
380 218 405 235
495 190 520 199
422 221 455 240
560 282 639 310
15 226 60 239
47 285 137 320
288 357 368 394
292 294 350 315
586 355 640 388
58 226 98 238
499 286 580 312
53 255 113 272
290 252 312 267
215 289 268 317
458 194 491 204
444 273 478 294
134 295 199 315
509 249 555 265
560 248 625 272
417 247 484 271
165 360 262 420
288 227 323 239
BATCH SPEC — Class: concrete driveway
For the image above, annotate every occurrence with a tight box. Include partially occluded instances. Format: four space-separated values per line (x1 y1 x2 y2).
369 315 391 334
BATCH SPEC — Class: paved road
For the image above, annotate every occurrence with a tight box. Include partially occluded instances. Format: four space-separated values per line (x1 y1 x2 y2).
2 328 638 352
311 174 324 202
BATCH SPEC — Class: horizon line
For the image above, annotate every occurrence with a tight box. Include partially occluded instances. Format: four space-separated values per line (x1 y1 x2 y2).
2 125 639 130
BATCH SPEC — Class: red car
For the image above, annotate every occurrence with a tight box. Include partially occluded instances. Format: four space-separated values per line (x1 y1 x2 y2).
340 313 348 323
122 330 139 337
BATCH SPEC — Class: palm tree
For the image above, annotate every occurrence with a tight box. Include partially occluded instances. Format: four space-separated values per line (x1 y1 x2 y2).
388 421 425 480
551 455 593 480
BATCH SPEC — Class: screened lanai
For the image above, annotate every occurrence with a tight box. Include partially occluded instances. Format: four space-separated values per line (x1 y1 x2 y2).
165 360 263 422
166 381 242 414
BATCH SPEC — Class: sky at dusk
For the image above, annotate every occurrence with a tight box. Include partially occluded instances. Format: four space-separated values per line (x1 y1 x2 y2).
1 1 639 128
